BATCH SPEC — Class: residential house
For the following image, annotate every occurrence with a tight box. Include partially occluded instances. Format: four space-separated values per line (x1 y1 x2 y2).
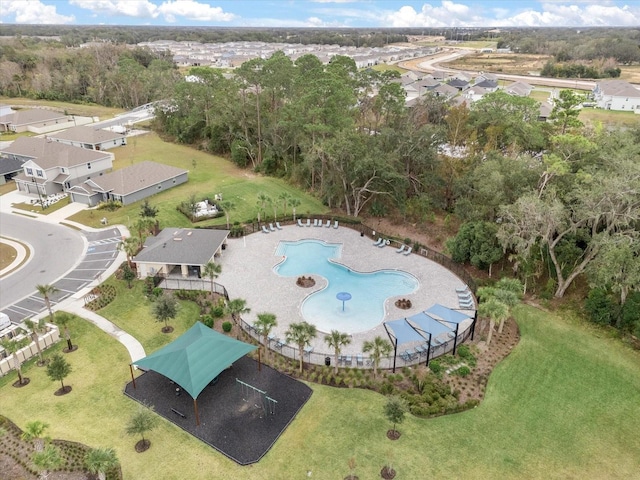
1 137 113 196
68 161 187 206
134 228 229 279
0 156 25 185
0 108 72 133
48 126 127 151
538 101 553 121
472 78 499 92
505 81 533 97
0 104 14 117
592 80 640 112
464 86 492 102
448 78 470 91
433 83 459 99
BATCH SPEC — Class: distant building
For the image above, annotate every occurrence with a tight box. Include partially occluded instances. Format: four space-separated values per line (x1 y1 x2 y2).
48 126 127 151
0 109 71 133
592 80 640 112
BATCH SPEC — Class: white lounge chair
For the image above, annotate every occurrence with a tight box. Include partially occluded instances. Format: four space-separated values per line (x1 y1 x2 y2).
276 222 283 230
297 219 304 227
373 238 383 246
324 219 331 227
306 219 311 227
396 245 405 254
315 219 322 227
378 239 389 248
313 219 319 227
456 286 469 294
333 220 339 229
403 246 412 256
269 223 276 232
261 226 270 234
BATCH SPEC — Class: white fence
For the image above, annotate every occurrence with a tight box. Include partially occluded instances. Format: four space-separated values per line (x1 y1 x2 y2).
0 325 60 376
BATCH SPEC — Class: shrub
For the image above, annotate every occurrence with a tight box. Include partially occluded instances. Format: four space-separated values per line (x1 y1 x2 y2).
201 315 214 328
96 199 122 211
453 366 471 377
211 305 225 318
585 288 617 326
457 344 477 367
380 382 395 395
429 360 443 376
222 321 232 333
151 287 163 298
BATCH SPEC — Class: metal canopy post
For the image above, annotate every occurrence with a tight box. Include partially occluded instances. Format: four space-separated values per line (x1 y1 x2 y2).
471 310 477 340
452 323 460 356
425 332 432 367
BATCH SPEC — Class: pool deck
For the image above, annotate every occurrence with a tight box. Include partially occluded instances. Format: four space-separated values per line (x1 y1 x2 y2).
217 223 473 356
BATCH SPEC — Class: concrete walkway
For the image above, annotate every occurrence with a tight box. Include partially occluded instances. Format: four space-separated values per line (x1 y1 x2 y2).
1 188 145 362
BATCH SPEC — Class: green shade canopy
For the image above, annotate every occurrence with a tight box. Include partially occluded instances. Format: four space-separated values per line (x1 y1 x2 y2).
132 322 257 399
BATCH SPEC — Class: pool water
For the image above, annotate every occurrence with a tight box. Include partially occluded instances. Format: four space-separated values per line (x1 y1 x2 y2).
274 240 418 333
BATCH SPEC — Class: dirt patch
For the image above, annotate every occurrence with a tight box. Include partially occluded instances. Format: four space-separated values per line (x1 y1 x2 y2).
443 53 552 75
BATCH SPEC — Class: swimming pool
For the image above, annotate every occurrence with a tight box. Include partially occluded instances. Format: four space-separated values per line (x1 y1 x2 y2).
274 240 418 333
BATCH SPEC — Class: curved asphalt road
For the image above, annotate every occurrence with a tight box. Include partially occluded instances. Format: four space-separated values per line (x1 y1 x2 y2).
0 212 85 310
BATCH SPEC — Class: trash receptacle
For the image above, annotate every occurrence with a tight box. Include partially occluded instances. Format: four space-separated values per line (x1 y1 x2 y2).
325 356 331 366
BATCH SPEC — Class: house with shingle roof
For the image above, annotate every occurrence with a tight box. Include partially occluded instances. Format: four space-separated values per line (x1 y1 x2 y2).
48 126 127 151
1 137 113 196
592 80 640 112
505 81 533 97
68 161 187 207
0 108 72 133
134 227 229 279
433 83 459 99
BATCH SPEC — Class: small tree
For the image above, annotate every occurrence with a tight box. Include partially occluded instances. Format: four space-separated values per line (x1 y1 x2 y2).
54 312 75 352
121 263 136 289
383 396 408 440
477 296 509 346
254 313 277 355
85 447 119 480
324 330 351 375
32 444 62 480
126 405 159 452
363 336 392 377
46 354 72 394
202 261 222 297
152 293 178 333
290 198 301 221
285 321 317 374
22 420 49 452
139 199 158 218
278 192 291 217
0 336 30 385
36 284 58 322
24 317 48 366
225 298 250 325
134 217 155 243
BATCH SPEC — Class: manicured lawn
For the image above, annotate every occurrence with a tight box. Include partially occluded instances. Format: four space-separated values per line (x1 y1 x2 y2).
68 132 327 230
0 96 125 119
11 196 70 215
1 303 639 479
579 107 639 127
0 182 17 196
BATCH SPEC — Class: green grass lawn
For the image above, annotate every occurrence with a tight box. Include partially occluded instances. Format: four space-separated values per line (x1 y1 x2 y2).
68 133 327 230
0 96 125 119
579 108 639 127
11 196 70 215
1 304 639 479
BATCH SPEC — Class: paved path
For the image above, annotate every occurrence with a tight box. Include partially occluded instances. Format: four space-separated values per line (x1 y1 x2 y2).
0 189 145 363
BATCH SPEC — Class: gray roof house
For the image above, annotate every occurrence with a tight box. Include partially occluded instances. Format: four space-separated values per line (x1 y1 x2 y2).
433 83 459 99
68 161 188 207
0 156 24 185
505 81 533 97
592 80 640 112
0 109 72 133
1 137 114 197
134 228 229 279
48 126 127 151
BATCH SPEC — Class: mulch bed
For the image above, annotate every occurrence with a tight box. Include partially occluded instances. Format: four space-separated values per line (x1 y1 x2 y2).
124 356 312 465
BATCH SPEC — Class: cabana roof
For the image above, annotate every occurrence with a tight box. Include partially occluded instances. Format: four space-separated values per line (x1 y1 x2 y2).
132 322 257 399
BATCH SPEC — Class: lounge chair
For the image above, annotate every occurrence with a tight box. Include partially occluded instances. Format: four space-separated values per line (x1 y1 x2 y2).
414 344 425 355
356 354 364 366
261 226 270 234
378 239 389 248
373 238 383 246
313 219 319 227
456 286 469 294
269 223 276 232
276 222 283 230
459 301 474 309
324 219 331 227
305 219 311 227
396 244 406 254
315 219 322 227
304 346 313 355
333 220 339 229
297 219 304 227
403 246 412 256
458 292 473 301
345 355 352 366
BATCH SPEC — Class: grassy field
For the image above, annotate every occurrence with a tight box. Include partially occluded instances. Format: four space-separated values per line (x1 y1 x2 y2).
0 96 125 119
443 53 552 75
579 108 639 127
67 132 327 230
1 303 639 479
371 64 408 74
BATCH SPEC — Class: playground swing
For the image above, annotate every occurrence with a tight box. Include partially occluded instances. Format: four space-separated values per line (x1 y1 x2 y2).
236 378 277 416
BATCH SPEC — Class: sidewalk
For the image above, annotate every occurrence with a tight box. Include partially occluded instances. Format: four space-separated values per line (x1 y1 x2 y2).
1 188 143 362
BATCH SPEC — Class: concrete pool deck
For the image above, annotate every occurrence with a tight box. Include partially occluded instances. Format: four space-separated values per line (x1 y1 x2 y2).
216 223 474 357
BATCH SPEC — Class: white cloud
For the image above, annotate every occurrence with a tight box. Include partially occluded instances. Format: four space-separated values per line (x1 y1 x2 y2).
1 0 75 24
310 0 358 3
383 1 640 27
157 1 235 22
69 0 159 19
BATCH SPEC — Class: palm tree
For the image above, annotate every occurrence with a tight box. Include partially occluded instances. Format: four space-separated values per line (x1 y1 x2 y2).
24 318 48 366
362 336 392 378
85 447 119 480
1 336 30 385
256 192 270 223
278 192 291 217
290 198 301 221
54 312 75 352
22 420 49 452
324 330 351 374
225 298 250 325
134 217 155 243
267 196 277 221
220 200 235 229
32 444 62 480
120 236 141 268
253 313 277 355
285 321 317 374
478 297 509 346
202 261 222 297
36 284 58 322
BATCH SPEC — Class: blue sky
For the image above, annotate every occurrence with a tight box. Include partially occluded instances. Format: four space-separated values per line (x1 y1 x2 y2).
2 1 639 27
